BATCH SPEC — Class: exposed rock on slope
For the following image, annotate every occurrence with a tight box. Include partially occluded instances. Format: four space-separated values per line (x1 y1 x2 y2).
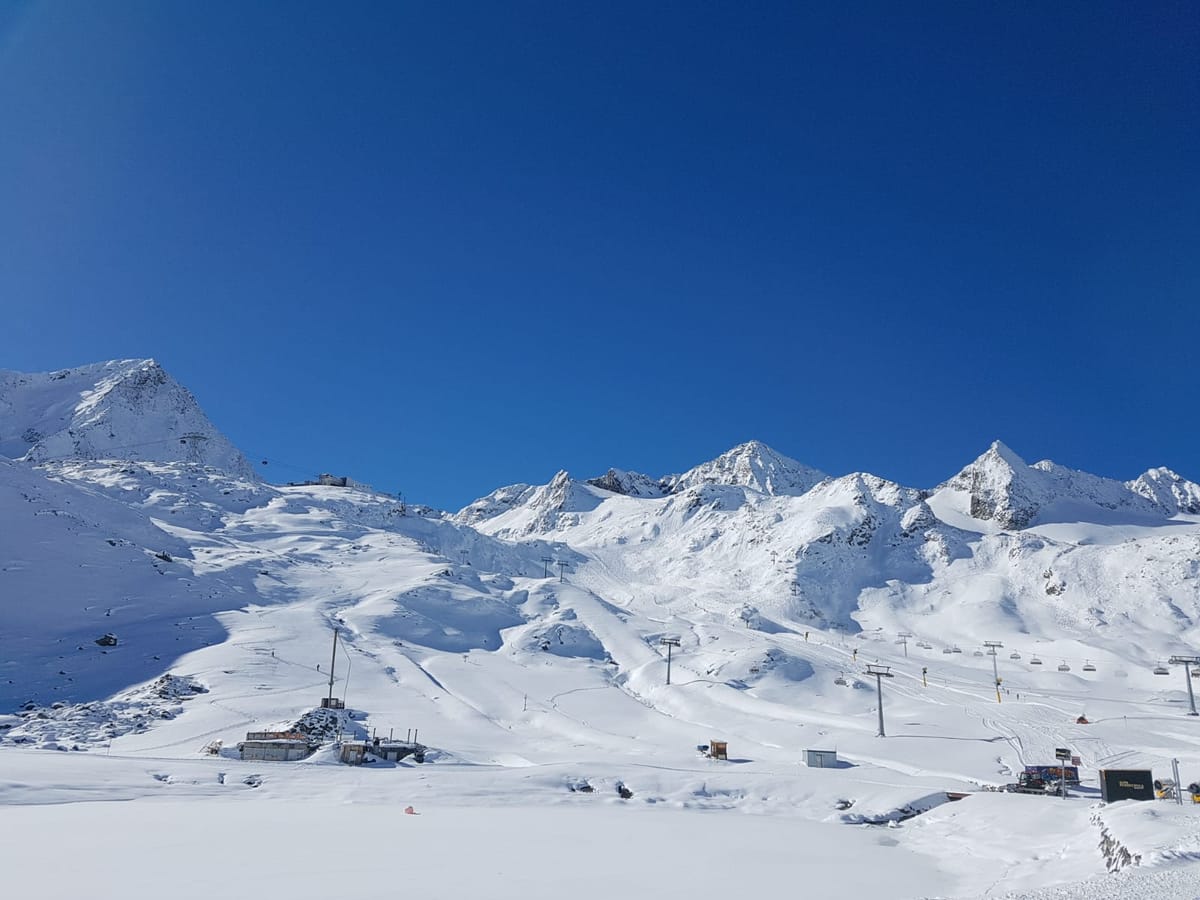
585 468 667 498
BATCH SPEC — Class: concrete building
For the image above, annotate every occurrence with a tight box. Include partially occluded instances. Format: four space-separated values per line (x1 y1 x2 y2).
804 749 838 768
238 731 313 762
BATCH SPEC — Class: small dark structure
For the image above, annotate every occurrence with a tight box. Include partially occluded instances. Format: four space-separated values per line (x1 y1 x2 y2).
804 749 838 768
318 473 349 487
1100 769 1154 803
706 740 728 760
320 697 345 710
340 742 368 765
370 737 426 762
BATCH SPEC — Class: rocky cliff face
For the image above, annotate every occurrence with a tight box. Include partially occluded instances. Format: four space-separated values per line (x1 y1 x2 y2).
585 468 667 497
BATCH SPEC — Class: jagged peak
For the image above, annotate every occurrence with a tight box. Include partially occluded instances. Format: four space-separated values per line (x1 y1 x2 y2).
1128 466 1200 515
983 439 1028 469
667 440 827 497
585 468 667 498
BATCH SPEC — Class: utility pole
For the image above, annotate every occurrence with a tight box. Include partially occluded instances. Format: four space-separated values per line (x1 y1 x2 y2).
897 632 913 657
866 664 894 737
660 637 681 685
557 560 569 583
984 641 1004 703
1168 656 1200 716
541 556 553 578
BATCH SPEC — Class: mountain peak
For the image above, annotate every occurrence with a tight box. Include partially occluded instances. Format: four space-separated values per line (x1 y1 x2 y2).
1129 466 1200 515
942 442 1042 529
0 358 254 477
985 440 1027 468
942 442 1174 529
666 440 827 497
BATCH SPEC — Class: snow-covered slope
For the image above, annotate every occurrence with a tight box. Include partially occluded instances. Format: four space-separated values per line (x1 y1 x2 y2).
0 359 254 477
4 360 1200 900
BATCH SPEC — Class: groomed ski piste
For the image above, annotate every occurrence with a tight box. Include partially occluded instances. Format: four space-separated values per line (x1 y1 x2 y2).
2 361 1199 899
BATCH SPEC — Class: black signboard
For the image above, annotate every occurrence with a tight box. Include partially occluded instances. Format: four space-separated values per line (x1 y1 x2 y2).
1055 747 1071 760
1100 769 1155 803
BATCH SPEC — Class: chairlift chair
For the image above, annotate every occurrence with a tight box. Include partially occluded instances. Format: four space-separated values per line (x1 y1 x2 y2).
1153 663 1170 676
952 646 963 654
942 647 953 654
1082 660 1097 672
973 650 984 657
1009 651 1021 660
1057 661 1071 672
1030 656 1043 665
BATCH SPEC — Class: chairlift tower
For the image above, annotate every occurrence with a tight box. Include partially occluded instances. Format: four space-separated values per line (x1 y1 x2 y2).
984 641 1004 703
327 628 339 706
541 556 554 578
179 432 208 464
866 664 895 737
660 637 682 685
896 632 913 657
1168 655 1200 716
557 560 570 583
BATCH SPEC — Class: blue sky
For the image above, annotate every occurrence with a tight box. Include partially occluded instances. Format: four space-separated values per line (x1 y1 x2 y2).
1 2 1197 509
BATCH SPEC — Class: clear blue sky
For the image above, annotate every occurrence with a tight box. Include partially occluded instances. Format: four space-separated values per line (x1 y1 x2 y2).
1 2 1197 509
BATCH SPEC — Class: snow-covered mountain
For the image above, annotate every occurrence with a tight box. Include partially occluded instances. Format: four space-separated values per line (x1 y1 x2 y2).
1130 466 1200 515
0 359 254 477
5 359 1200 899
931 440 1177 529
663 439 828 496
